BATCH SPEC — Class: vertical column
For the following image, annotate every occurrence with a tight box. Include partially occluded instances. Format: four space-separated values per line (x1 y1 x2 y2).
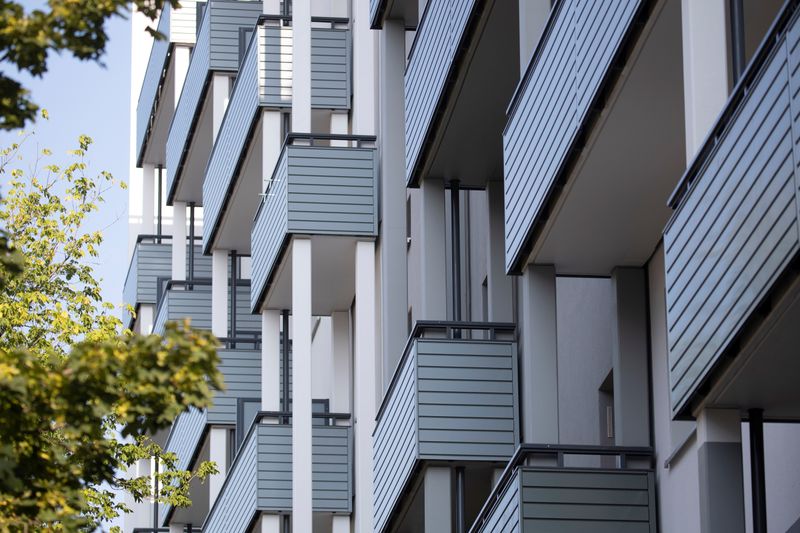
331 310 351 413
419 178 447 320
263 0 280 14
171 202 187 280
292 238 313 533
379 20 409 384
262 310 281 412
697 408 745 533
610 267 651 447
169 524 183 533
292 0 311 133
518 0 551 73
208 427 229 505
354 240 376 533
352 0 376 135
211 250 229 337
259 513 281 533
173 46 191 104
519 265 559 443
263 110 282 191
138 305 155 336
424 467 452 532
681 0 730 159
212 73 230 143
142 164 155 234
486 180 512 322
332 515 351 533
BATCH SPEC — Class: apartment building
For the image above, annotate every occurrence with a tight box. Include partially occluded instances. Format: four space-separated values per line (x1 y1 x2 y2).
123 0 800 531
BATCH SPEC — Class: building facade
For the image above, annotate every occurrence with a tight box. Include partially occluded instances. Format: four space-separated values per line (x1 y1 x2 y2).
123 0 800 531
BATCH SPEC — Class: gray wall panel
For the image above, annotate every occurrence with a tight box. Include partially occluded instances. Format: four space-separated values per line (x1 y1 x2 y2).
503 0 641 272
664 10 800 414
208 348 261 425
208 1 263 72
405 0 477 183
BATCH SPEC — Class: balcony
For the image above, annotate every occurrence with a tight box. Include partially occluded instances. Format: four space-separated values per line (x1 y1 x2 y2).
470 445 656 532
373 322 518 533
159 341 262 526
503 0 686 275
369 0 417 29
250 134 378 313
165 0 263 206
203 412 353 533
404 0 517 189
153 280 260 336
664 3 800 418
202 16 352 254
136 1 199 167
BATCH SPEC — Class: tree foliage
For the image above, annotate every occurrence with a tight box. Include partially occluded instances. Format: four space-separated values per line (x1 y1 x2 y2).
0 123 224 531
0 0 182 129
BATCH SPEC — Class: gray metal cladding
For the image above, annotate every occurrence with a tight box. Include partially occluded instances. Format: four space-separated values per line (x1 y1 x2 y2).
166 5 211 199
405 0 476 184
472 468 521 533
208 1 263 71
373 338 518 533
518 468 656 532
203 25 260 252
503 0 642 273
208 349 261 424
664 8 800 415
260 26 351 109
122 240 172 327
250 144 377 312
205 423 353 531
161 407 207 526
153 285 213 335
251 151 289 312
136 6 170 162
205 423 258 533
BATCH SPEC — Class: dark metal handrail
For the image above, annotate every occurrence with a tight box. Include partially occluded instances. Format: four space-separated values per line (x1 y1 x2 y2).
219 332 262 349
470 443 654 532
258 14 350 26
668 0 800 209
375 320 516 425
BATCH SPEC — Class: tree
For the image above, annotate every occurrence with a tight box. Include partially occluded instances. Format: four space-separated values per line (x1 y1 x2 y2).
0 0 181 130
0 121 223 531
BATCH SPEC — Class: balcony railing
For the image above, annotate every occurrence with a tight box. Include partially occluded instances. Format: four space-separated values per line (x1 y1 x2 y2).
250 133 378 312
664 2 800 416
165 0 263 204
202 16 352 253
373 321 518 533
203 411 353 533
123 235 172 328
502 0 648 273
136 5 172 164
153 279 260 336
404 0 478 185
470 445 656 532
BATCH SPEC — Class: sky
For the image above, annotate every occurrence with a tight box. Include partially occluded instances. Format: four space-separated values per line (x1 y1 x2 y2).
0 7 133 318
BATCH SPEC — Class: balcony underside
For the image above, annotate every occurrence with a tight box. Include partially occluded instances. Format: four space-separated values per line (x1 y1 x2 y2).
172 82 214 205
261 234 361 315
140 54 179 167
523 0 683 276
410 0 517 189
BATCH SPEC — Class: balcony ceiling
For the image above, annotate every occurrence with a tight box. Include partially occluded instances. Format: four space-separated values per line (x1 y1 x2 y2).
702 272 800 421
529 0 684 276
214 117 263 254
174 85 214 205
424 0 518 189
264 235 359 316
141 57 177 167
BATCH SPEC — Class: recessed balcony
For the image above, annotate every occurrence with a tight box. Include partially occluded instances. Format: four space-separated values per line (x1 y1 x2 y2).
250 134 377 314
202 15 352 255
664 2 800 419
373 322 518 533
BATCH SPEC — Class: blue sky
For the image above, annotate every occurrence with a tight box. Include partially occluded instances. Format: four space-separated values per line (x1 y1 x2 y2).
0 8 133 317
